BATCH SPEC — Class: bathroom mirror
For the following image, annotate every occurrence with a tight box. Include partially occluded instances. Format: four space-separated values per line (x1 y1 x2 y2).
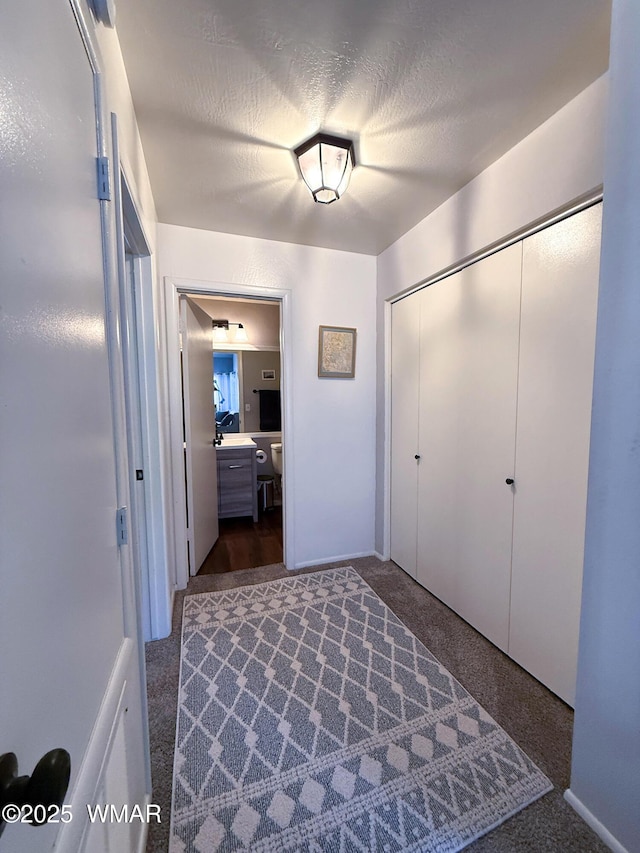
214 350 281 433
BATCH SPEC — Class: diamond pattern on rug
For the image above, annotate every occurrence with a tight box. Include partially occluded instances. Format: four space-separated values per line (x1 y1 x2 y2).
170 568 551 852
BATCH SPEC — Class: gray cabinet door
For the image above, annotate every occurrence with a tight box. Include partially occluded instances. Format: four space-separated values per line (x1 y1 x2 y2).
218 450 257 519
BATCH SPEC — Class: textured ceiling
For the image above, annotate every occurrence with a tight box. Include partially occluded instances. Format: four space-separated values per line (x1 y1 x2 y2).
115 0 610 255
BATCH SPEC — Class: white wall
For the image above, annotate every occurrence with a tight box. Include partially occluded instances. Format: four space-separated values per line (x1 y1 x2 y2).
567 2 640 850
375 74 608 553
377 74 607 299
158 225 377 568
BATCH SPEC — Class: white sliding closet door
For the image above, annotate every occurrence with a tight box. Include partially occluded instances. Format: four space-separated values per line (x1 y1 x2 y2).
416 245 522 651
390 292 421 577
509 204 602 706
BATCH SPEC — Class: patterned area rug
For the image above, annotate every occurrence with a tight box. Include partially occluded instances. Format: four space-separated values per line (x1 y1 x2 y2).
170 568 551 852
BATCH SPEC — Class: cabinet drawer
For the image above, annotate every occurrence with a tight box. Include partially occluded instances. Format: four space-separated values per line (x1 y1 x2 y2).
217 450 255 517
218 451 253 471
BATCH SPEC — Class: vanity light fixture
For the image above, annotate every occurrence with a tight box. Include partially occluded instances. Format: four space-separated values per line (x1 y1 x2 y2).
233 323 248 343
212 320 229 344
294 133 355 204
212 320 249 344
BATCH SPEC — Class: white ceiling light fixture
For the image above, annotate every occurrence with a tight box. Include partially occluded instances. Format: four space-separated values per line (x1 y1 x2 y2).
295 133 356 204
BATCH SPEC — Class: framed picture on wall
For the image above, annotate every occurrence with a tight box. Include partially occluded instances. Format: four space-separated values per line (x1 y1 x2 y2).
262 369 276 380
318 325 357 378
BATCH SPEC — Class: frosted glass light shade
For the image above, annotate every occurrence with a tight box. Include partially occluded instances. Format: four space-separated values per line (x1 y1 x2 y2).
233 323 248 343
212 320 249 345
295 134 355 204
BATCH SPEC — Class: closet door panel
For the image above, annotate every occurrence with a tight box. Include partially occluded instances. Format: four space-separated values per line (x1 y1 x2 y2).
390 292 421 577
417 245 522 651
509 204 602 706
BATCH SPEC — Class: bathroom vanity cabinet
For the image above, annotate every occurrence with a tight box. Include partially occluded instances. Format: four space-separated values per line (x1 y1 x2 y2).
216 445 258 521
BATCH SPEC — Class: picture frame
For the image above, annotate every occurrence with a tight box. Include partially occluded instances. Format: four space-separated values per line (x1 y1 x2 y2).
261 369 276 380
318 325 357 378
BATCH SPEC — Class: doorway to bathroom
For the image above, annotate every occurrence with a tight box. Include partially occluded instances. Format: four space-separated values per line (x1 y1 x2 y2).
178 291 285 576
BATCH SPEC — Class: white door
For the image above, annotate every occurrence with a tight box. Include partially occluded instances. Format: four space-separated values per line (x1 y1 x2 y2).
509 204 602 706
122 251 152 639
181 297 219 574
0 2 149 851
416 245 522 651
390 292 421 577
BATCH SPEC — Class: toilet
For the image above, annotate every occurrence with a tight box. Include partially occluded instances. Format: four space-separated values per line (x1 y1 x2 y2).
270 442 283 476
270 443 283 504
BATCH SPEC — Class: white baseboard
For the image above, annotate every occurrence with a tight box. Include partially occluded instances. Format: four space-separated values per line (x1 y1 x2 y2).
564 789 630 853
293 551 377 570
136 793 152 853
374 550 389 562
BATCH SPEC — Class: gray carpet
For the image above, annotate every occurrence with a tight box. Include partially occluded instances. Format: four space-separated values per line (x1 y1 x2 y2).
146 557 609 852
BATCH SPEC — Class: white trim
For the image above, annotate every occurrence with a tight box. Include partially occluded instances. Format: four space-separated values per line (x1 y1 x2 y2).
109 121 156 804
132 253 172 639
373 551 387 563
381 298 393 561
564 790 630 853
111 115 153 642
135 794 152 853
165 277 295 587
295 551 377 570
165 279 190 589
68 0 102 76
115 164 168 634
236 346 246 433
54 640 133 853
213 343 280 352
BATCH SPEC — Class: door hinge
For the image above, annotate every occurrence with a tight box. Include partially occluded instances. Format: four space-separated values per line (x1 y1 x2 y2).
116 506 128 546
97 156 111 201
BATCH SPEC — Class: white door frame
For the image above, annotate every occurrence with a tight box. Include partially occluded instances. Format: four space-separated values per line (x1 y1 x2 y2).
165 277 295 589
111 112 169 644
50 4 151 850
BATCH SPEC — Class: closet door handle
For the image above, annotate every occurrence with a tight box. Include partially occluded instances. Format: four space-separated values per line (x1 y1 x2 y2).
505 478 515 485
414 455 421 460
228 464 243 469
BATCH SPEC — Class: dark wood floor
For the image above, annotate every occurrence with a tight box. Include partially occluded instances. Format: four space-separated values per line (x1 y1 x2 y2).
197 507 283 574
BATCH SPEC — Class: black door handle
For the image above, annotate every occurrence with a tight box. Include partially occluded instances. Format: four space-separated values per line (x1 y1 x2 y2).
0 750 71 836
414 455 420 460
505 478 515 485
